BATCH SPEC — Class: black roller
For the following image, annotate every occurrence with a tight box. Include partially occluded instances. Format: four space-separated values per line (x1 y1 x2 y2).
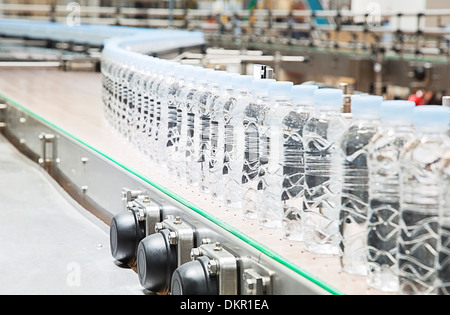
171 256 218 295
110 210 145 264
137 229 177 293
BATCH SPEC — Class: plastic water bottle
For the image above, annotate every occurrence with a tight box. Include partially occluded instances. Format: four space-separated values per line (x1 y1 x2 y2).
118 60 134 138
165 64 188 173
339 95 383 275
130 56 153 151
147 60 168 161
258 81 294 228
398 105 450 295
282 84 318 241
155 62 178 166
303 88 349 255
223 75 253 209
366 100 415 292
197 69 216 193
209 72 237 200
439 149 450 295
184 67 205 186
176 66 197 180
242 79 274 219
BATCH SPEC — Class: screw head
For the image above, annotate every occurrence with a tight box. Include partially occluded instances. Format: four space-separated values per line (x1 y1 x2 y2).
213 242 222 251
190 248 201 260
168 231 178 245
208 259 219 275
155 222 164 233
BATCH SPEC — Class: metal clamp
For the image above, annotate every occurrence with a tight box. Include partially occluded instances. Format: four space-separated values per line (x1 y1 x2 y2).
0 103 7 129
241 258 274 295
38 133 55 167
155 215 195 267
122 187 161 237
190 241 238 295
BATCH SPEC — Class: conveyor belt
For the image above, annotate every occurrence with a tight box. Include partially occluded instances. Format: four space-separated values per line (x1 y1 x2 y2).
0 133 144 295
0 68 390 295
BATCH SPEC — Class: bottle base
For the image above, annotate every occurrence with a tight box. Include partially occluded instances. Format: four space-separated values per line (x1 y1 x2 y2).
283 232 303 242
341 264 368 276
367 269 399 293
305 243 340 256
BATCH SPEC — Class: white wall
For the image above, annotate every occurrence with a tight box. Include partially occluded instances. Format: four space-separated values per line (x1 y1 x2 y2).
351 0 427 31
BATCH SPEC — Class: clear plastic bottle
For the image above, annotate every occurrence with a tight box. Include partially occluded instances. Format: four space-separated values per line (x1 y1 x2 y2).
129 57 146 148
223 75 254 209
110 55 123 133
196 69 216 193
282 84 318 241
154 62 177 166
398 105 450 295
100 53 114 125
303 88 349 255
209 72 237 200
123 60 138 142
258 81 294 229
146 60 168 162
439 149 450 295
172 65 194 180
366 100 415 292
339 95 383 275
242 79 274 219
136 57 156 156
165 64 187 173
185 67 213 187
176 67 196 181
117 59 133 137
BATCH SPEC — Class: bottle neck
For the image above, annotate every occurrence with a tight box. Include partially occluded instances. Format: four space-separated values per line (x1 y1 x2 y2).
352 115 381 124
293 102 313 111
270 98 291 107
236 90 251 97
315 108 342 115
414 126 448 136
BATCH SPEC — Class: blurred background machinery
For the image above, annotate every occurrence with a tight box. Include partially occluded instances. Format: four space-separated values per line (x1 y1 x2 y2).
1 0 449 102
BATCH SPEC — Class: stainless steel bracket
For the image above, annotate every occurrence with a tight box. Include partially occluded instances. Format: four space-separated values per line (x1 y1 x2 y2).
191 241 238 295
241 257 274 295
155 215 195 267
122 187 161 237
0 103 6 129
38 133 55 167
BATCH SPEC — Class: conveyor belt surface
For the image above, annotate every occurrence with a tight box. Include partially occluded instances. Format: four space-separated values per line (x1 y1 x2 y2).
0 68 390 295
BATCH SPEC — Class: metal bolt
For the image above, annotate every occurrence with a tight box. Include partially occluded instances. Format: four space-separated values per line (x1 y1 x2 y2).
201 238 211 245
81 157 89 164
190 248 201 260
81 185 88 193
137 208 146 222
245 278 255 291
168 231 178 245
143 196 151 203
174 216 182 224
213 242 222 251
155 222 164 233
208 259 219 275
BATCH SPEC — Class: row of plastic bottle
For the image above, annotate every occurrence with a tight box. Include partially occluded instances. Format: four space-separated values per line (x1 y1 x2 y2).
100 54 449 295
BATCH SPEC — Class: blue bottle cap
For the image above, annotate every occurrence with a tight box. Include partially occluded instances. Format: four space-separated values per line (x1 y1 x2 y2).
351 95 383 118
314 88 343 110
414 105 449 131
380 100 415 124
252 79 275 97
291 85 319 106
268 81 294 99
232 75 254 91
